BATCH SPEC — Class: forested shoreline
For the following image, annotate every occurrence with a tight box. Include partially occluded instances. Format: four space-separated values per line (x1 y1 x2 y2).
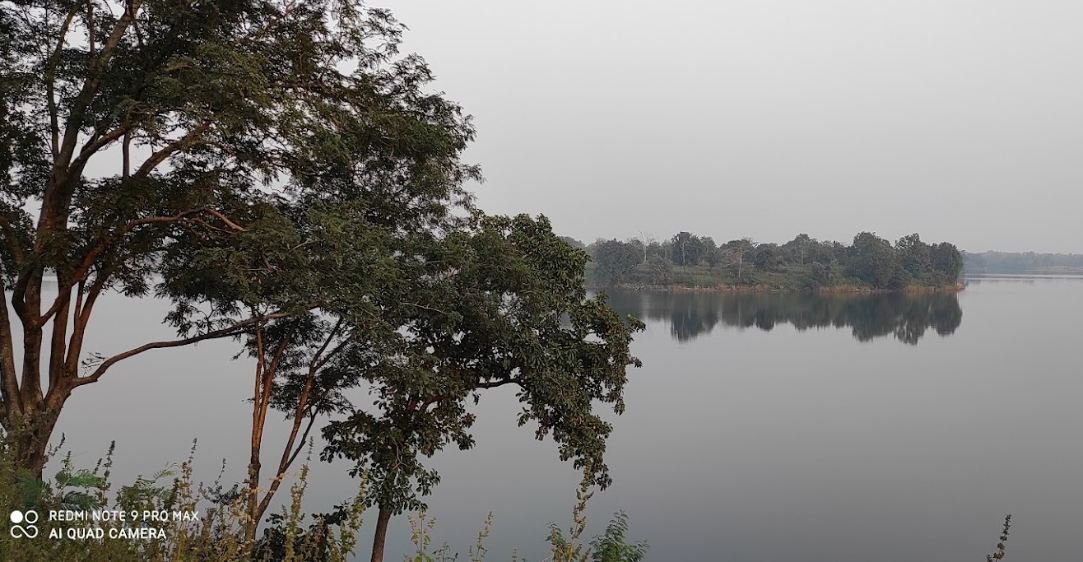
568 232 964 291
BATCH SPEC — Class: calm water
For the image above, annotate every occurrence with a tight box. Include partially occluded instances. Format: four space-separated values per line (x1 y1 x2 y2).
40 276 1083 560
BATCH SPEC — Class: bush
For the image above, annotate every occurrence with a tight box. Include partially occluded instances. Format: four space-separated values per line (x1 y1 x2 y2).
0 439 366 562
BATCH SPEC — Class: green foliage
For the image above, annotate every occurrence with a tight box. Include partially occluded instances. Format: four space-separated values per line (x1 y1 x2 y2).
584 232 963 291
930 242 964 282
53 443 114 511
397 498 644 562
896 234 933 281
405 511 459 562
847 232 898 288
589 512 648 562
669 232 708 266
321 214 644 523
0 0 480 473
547 479 593 562
547 479 648 562
591 239 641 286
751 243 783 272
0 439 366 562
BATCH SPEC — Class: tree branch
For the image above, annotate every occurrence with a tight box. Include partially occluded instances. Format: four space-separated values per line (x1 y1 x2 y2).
46 4 81 159
476 377 519 390
0 268 22 415
37 207 247 326
56 0 144 167
72 312 295 387
71 123 132 171
134 120 212 178
0 215 25 267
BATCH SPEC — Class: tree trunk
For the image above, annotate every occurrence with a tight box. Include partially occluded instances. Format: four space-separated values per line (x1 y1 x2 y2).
370 505 392 562
244 454 261 544
4 355 73 480
8 410 60 479
244 331 287 544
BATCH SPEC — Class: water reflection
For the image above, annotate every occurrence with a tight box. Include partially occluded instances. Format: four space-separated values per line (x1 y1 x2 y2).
605 290 963 344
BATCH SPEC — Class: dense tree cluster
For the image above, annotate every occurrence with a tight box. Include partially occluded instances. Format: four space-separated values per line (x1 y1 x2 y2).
584 232 964 289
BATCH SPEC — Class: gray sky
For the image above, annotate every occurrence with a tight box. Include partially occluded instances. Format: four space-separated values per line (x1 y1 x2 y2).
377 0 1083 253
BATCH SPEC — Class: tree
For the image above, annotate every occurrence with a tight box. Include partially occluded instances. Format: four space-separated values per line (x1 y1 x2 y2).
321 215 643 562
705 247 724 269
896 233 933 281
721 239 754 284
782 234 814 265
561 236 586 250
591 240 640 286
700 236 717 263
645 241 667 262
156 199 427 544
930 242 964 283
670 231 706 266
0 1 477 475
751 243 783 272
847 232 898 289
630 234 654 264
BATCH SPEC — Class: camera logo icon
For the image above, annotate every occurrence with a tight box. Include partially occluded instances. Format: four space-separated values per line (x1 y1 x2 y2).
9 510 39 538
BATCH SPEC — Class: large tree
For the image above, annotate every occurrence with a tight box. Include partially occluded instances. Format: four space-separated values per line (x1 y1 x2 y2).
590 239 640 286
896 233 933 281
847 232 898 289
0 0 476 475
670 231 707 266
156 198 420 545
721 238 754 284
929 241 964 283
322 215 643 562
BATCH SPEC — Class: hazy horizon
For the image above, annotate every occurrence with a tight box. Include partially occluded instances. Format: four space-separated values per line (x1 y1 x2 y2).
376 0 1083 254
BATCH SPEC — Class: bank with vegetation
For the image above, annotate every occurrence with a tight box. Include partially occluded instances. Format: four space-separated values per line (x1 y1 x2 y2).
571 232 964 291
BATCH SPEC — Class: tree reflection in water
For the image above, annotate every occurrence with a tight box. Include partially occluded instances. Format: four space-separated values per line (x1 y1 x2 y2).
604 290 962 344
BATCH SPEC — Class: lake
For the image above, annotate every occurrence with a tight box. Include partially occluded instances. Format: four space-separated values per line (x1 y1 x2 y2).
45 275 1083 561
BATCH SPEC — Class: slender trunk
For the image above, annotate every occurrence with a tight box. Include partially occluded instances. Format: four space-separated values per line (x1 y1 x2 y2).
244 330 288 544
244 453 262 544
252 320 341 528
243 329 267 544
370 505 392 562
254 387 316 522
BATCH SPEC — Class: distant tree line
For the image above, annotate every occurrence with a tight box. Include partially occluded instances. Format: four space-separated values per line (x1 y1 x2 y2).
965 251 1083 274
580 232 964 290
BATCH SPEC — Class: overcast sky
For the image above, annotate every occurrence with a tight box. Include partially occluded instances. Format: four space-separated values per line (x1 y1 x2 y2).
376 0 1083 253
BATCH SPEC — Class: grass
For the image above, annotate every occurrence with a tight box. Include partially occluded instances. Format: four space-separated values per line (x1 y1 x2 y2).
0 438 366 562
0 439 648 562
0 436 1012 562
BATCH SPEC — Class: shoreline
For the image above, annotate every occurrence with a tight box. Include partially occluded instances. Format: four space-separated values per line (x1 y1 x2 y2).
587 282 966 295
